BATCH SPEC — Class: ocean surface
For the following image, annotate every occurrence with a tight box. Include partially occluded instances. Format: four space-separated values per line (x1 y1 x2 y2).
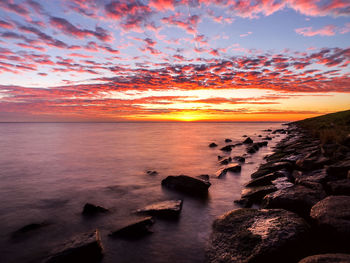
0 122 285 263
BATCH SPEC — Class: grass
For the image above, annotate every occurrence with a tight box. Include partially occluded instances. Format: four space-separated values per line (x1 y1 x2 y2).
292 109 350 144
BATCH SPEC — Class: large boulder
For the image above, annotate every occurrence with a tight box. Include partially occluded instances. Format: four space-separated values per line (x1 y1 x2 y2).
109 217 154 238
310 196 350 241
161 175 211 196
136 200 183 218
262 185 326 218
206 208 310 263
298 254 350 263
44 230 103 263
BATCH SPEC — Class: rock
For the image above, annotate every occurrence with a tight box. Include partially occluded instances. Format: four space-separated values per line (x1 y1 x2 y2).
240 185 277 204
136 200 183 218
244 172 281 187
217 155 223 160
219 157 232 165
206 208 310 263
225 138 232 142
296 154 330 171
109 217 154 238
209 142 218 148
243 137 253 144
225 164 242 173
242 135 248 137
247 146 257 154
327 179 350 195
263 136 272 140
44 230 103 263
220 145 232 152
264 129 272 132
258 135 262 137
294 169 329 185
262 185 326 218
82 203 108 215
272 128 287 134
298 254 350 263
161 175 211 196
251 162 292 179
12 222 51 239
233 156 245 163
310 195 350 241
272 177 294 190
146 170 158 176
197 174 210 181
326 158 350 179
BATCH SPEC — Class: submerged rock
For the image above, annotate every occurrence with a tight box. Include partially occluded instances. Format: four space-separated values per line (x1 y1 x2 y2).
298 254 350 263
161 175 211 196
225 138 232 142
233 156 245 163
209 143 218 148
136 200 183 218
310 195 350 241
146 170 158 176
44 230 103 263
109 217 154 238
220 145 233 152
206 208 310 263
82 203 109 216
12 221 51 239
243 137 253 144
262 185 326 218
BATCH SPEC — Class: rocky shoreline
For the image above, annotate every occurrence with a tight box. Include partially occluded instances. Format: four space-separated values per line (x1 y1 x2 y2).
206 123 350 263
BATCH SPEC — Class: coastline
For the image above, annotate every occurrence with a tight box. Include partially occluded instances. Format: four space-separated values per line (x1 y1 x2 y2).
206 121 350 262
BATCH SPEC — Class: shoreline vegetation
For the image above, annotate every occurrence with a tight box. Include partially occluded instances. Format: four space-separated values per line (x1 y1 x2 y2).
207 109 350 263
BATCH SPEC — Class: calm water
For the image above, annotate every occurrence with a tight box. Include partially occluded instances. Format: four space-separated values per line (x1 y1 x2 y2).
0 122 285 263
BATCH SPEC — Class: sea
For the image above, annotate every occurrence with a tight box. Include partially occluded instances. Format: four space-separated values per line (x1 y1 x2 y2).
0 122 285 263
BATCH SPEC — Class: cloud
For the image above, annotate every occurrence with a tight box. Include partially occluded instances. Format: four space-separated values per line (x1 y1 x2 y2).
295 25 337 36
50 17 112 42
0 19 14 29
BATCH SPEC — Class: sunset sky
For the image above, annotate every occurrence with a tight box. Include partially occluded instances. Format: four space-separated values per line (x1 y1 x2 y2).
0 0 349 122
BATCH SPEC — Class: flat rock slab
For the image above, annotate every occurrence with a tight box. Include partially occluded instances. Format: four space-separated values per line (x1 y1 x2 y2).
298 254 350 263
206 208 310 263
310 195 350 240
251 162 292 179
161 175 211 196
136 200 183 218
262 185 326 218
109 217 154 239
44 230 103 263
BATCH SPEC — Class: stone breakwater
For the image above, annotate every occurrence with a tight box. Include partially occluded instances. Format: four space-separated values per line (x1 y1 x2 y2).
206 124 350 263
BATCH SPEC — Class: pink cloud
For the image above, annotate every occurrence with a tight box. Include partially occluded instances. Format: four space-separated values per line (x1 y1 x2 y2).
295 25 336 36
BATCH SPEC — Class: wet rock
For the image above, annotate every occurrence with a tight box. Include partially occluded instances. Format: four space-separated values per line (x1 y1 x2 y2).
235 142 243 146
258 135 262 137
197 174 210 181
243 137 253 144
272 177 294 190
244 172 281 187
251 162 292 179
220 145 232 152
209 142 218 148
262 185 326 218
327 179 350 195
310 195 350 241
44 230 103 263
12 221 51 239
161 175 211 196
82 203 109 215
296 154 330 171
136 200 183 218
272 128 287 134
219 157 232 165
233 156 245 163
298 254 350 263
263 136 272 140
264 129 272 132
225 164 242 173
294 169 329 185
206 208 310 263
240 185 277 205
225 138 232 142
217 155 223 160
146 170 158 176
247 146 257 154
109 217 154 238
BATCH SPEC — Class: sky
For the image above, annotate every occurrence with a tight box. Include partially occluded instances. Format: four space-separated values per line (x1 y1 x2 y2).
0 0 349 122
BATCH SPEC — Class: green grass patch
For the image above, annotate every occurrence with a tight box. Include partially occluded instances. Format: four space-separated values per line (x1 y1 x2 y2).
292 109 350 144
